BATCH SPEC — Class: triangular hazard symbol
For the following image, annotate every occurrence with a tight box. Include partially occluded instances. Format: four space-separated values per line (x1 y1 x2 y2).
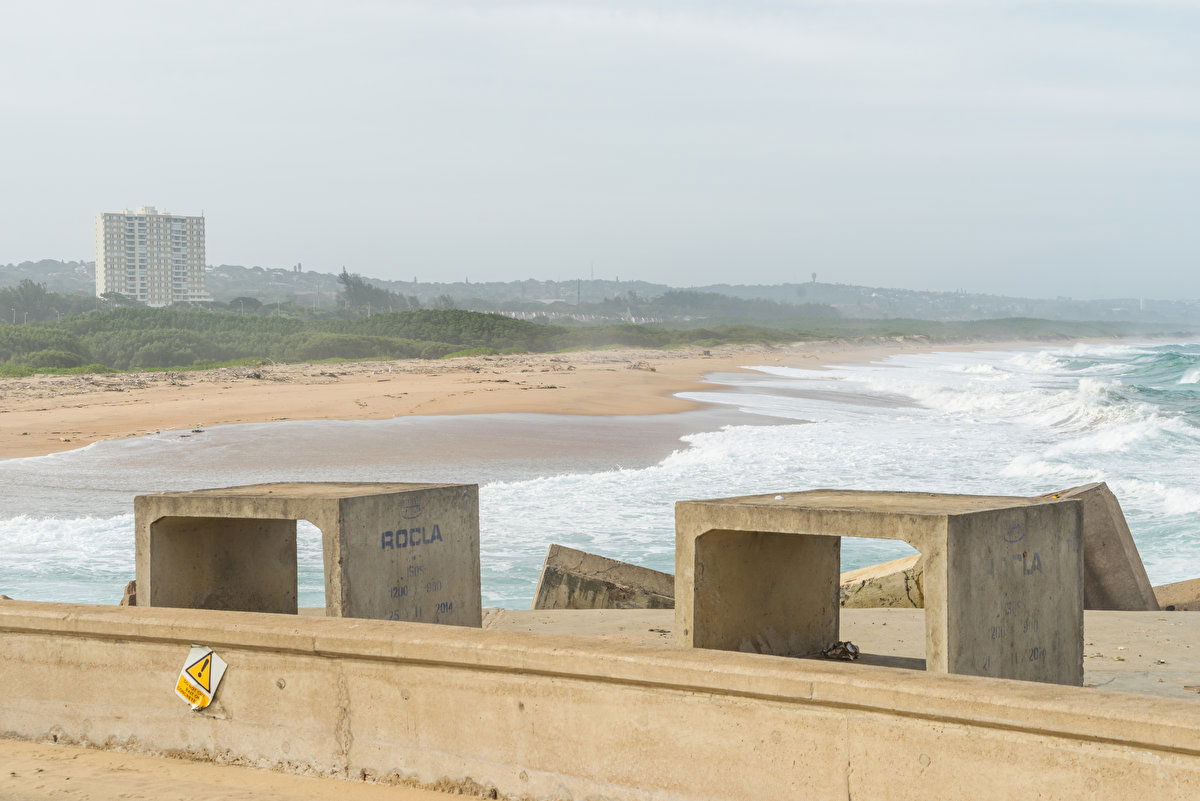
185 652 213 692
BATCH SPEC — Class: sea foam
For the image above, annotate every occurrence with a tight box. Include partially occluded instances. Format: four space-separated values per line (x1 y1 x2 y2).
3 340 1199 606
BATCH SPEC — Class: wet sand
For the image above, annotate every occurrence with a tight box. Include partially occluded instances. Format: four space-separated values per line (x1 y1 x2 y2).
0 408 781 518
0 338 1084 459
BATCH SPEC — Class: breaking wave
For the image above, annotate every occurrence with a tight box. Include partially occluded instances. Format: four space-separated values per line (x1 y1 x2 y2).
2 339 1198 607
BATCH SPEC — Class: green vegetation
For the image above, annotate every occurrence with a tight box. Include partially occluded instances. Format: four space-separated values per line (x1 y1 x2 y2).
0 274 1188 376
1 279 105 323
0 304 1174 376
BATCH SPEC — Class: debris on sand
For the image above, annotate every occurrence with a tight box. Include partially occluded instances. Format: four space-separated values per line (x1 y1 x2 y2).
821 641 861 661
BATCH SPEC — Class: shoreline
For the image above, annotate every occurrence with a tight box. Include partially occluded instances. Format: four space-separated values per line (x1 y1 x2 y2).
0 336 1123 460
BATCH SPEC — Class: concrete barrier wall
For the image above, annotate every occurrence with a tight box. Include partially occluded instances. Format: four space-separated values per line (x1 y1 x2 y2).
3 601 1200 800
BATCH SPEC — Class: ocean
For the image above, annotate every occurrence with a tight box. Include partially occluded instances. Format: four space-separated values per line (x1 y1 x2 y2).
1 341 1197 609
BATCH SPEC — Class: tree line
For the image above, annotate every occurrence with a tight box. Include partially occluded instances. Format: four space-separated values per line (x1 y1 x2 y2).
0 277 1170 376
0 305 1154 376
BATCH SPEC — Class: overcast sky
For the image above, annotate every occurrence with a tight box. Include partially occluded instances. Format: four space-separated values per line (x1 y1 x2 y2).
2 1 1197 298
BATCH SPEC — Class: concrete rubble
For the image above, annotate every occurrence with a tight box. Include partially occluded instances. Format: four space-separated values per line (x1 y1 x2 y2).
1156 577 1200 612
838 554 924 608
536 483 1160 615
1041 483 1157 611
532 544 674 610
533 545 930 610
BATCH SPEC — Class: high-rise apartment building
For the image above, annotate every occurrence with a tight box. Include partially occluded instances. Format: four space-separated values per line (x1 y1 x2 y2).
94 206 211 306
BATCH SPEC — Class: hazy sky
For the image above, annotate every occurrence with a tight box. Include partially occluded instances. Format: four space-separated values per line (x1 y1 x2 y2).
2 1 1197 298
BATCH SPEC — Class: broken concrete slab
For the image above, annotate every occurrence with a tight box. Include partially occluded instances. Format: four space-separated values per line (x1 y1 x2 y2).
838 553 924 608
533 544 674 610
1155 578 1200 611
830 483 1157 612
1032 483 1157 611
833 484 1157 612
535 546 927 610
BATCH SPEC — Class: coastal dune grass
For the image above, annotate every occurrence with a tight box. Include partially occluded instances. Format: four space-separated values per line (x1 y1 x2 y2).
0 307 1170 376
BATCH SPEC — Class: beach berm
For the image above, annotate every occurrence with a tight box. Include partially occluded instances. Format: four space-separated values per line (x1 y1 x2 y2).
0 338 1099 459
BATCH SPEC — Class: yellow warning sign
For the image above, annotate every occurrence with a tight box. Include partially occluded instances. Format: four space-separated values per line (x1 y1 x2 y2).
175 674 205 707
186 652 212 692
174 646 227 710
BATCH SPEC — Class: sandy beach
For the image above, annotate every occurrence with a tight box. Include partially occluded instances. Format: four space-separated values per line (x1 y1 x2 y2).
0 736 454 801
0 337 1085 460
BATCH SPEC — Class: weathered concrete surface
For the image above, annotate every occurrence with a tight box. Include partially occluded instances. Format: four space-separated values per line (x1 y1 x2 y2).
834 484 1156 612
1034 483 1157 611
838 553 924 608
676 489 1084 685
544 480 1153 618
1156 578 1200 611
3 601 1200 801
486 607 1200 701
135 482 481 626
532 544 674 610
144 515 299 613
533 546 926 610
7 599 1200 801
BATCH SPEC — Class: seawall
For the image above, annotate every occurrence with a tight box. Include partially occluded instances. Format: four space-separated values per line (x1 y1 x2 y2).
3 601 1200 799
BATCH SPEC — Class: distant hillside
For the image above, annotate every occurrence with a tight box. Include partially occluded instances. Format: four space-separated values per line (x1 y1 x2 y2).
0 260 94 295
3 259 1198 326
692 282 1200 326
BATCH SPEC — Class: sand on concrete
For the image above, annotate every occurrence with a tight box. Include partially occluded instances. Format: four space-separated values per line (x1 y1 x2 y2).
0 338 1092 459
482 607 1200 700
0 737 457 801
